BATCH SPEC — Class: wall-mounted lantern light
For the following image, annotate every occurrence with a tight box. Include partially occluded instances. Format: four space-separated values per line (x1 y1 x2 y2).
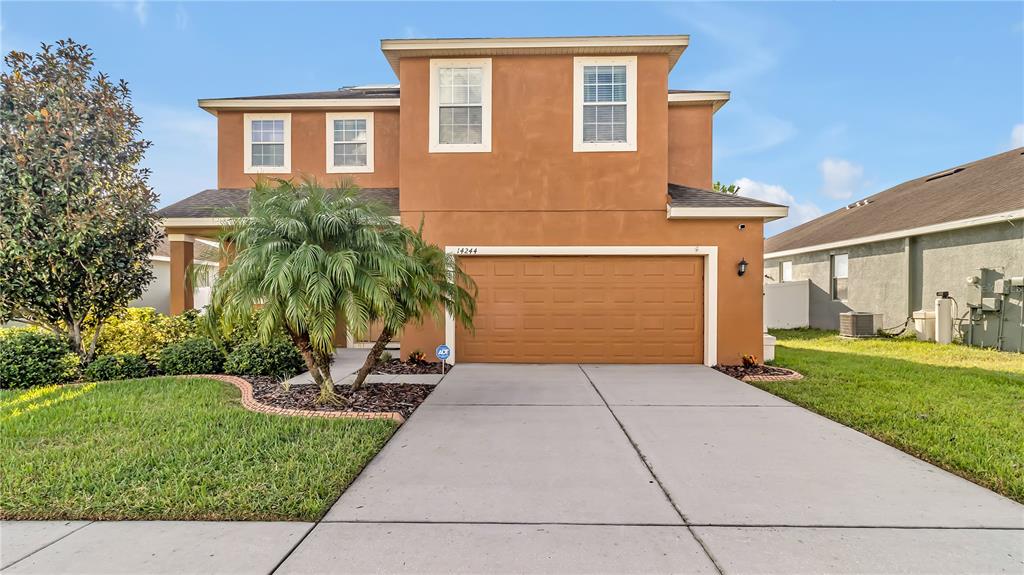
738 258 748 277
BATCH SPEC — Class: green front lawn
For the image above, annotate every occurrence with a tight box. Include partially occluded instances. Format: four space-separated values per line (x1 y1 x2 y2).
759 329 1024 503
0 377 397 521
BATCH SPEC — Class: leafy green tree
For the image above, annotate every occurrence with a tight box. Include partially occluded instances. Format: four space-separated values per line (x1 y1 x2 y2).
713 181 741 195
0 40 160 358
350 222 476 390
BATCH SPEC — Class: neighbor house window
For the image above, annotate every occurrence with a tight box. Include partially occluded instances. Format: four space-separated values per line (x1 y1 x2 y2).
831 254 848 301
781 261 793 282
244 113 291 174
429 58 491 153
326 112 374 173
573 56 637 152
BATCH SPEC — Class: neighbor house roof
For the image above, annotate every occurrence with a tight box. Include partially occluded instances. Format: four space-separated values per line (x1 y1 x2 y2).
667 183 789 222
764 148 1024 257
156 188 400 220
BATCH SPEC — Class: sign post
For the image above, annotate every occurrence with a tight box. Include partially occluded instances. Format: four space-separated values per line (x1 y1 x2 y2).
435 344 451 375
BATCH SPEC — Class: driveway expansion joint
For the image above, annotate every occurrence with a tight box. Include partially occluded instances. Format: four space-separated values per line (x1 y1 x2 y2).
0 520 94 571
577 364 727 575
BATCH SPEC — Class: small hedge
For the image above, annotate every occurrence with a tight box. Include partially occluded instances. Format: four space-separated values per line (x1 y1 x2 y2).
84 354 152 382
158 337 224 376
92 308 199 365
0 328 80 389
224 339 305 379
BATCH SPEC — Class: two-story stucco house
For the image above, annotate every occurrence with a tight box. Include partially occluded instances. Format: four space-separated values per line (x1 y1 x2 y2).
156 35 788 366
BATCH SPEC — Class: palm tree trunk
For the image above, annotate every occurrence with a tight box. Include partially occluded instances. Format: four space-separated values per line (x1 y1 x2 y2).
351 328 393 391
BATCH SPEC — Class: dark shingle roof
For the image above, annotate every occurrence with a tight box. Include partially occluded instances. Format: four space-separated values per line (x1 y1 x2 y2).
668 183 786 208
157 188 400 218
219 86 400 101
765 148 1024 254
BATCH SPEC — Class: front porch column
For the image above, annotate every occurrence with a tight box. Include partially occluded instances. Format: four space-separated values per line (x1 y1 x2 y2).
169 234 194 315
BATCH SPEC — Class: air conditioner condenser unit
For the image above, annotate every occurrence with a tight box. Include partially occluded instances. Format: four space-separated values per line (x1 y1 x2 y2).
839 312 881 338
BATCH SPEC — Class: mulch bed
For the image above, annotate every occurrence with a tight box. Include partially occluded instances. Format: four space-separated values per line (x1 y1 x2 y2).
371 359 444 375
244 377 434 418
714 364 803 382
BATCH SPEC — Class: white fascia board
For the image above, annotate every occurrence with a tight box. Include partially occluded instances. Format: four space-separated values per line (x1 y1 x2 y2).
668 91 731 113
162 217 233 228
150 255 219 266
198 98 400 114
764 209 1024 259
381 35 689 52
667 205 789 222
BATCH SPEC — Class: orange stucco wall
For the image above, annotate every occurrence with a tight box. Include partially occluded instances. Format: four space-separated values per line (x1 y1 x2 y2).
400 211 765 366
398 54 670 212
393 53 760 365
668 104 713 189
217 109 399 189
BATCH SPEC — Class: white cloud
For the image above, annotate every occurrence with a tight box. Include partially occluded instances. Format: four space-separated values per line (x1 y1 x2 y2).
175 3 189 31
716 101 797 158
136 104 217 207
1011 123 1024 148
734 177 822 235
819 157 864 200
133 0 147 26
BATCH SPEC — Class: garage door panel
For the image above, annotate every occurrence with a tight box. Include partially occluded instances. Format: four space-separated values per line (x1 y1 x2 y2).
456 255 704 364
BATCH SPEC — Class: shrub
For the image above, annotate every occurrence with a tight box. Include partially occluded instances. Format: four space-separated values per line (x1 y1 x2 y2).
158 337 224 375
83 353 151 382
0 328 80 389
224 339 305 379
93 308 199 364
741 354 759 368
379 350 393 363
408 350 427 363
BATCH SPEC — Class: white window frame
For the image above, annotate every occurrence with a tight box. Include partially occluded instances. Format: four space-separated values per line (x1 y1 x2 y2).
780 260 793 282
443 245 718 367
428 58 492 153
573 56 637 153
325 112 374 174
243 113 291 174
831 253 849 301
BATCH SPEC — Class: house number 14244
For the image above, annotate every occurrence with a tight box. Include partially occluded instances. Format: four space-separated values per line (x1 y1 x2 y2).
455 247 478 254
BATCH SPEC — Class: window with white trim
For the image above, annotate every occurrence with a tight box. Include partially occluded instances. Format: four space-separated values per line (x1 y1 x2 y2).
244 113 290 174
781 261 793 282
429 58 491 153
573 56 637 152
326 112 374 173
831 254 848 301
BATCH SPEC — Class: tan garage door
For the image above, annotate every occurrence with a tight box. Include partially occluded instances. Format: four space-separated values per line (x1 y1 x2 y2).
456 255 704 363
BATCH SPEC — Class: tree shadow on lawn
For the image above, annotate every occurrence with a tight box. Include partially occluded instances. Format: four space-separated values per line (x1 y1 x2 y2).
759 346 1024 504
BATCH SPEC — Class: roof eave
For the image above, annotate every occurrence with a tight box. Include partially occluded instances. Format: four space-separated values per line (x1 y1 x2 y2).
197 97 401 114
668 91 731 113
764 209 1024 259
667 205 789 222
380 35 690 76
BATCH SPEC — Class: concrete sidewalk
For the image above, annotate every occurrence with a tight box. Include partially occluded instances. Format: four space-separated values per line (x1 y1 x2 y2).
4 363 1022 574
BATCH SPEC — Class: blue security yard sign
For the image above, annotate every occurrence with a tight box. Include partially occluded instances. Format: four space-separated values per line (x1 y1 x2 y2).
435 344 451 375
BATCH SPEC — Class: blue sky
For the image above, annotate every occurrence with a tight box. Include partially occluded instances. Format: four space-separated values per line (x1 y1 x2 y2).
4 1 1023 235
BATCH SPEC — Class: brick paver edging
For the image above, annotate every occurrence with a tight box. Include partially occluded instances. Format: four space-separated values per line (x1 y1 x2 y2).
198 374 405 423
741 368 804 382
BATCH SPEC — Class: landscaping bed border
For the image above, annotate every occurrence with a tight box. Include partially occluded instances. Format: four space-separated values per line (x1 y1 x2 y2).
201 374 405 423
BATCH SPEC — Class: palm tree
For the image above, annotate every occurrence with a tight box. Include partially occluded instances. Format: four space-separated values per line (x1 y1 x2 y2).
207 179 407 405
350 221 477 389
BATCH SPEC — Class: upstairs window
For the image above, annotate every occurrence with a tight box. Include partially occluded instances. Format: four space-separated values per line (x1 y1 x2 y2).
831 254 848 301
429 58 492 153
326 112 374 173
573 56 637 152
244 113 290 174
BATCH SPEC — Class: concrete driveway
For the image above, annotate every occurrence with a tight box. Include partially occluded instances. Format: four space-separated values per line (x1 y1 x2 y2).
5 364 1021 574
277 363 1024 574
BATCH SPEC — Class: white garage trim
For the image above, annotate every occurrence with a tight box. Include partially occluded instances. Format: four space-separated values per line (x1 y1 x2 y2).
444 245 718 366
